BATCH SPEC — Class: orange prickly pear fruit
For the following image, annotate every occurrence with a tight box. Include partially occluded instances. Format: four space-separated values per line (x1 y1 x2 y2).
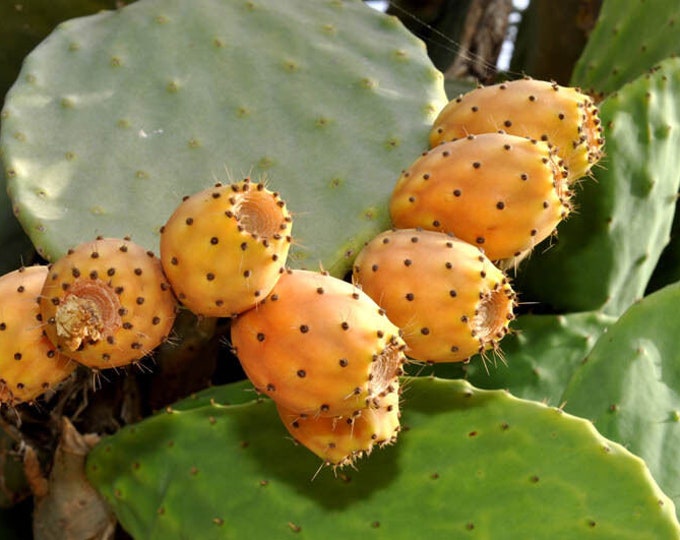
277 384 401 468
389 132 571 261
39 237 178 370
429 78 604 182
353 229 516 363
160 178 292 318
231 269 406 417
0 266 76 405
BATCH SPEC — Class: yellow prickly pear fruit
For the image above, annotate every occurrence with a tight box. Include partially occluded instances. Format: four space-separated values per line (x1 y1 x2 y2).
231 269 406 417
277 384 401 468
160 178 292 317
40 237 178 370
429 78 604 182
390 132 571 261
0 266 76 405
353 229 516 363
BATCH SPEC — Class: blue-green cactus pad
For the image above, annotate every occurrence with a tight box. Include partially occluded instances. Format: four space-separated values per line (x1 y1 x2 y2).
562 280 680 519
0 0 445 275
86 377 680 539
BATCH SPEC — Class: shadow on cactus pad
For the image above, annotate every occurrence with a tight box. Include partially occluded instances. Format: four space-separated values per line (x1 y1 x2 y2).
86 377 679 539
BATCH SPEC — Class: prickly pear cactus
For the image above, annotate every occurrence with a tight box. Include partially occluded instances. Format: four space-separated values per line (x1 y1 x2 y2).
515 56 680 315
231 269 406 417
276 386 401 467
429 79 604 182
0 0 446 276
0 266 76 405
86 377 680 539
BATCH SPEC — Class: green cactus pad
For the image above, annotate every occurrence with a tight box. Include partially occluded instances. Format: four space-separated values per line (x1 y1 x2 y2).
571 0 680 94
514 56 680 316
412 311 616 405
0 0 445 276
561 280 680 520
86 377 679 539
169 378 258 412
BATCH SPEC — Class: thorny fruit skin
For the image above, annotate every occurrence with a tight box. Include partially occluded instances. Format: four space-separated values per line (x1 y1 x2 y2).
160 178 292 318
353 229 516 363
0 266 76 405
390 133 571 261
231 269 406 417
429 78 604 183
277 383 401 468
40 237 177 370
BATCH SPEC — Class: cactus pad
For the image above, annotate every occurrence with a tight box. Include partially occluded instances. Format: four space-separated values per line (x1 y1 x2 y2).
571 0 680 94
561 280 680 520
416 311 616 405
86 377 679 538
0 0 445 276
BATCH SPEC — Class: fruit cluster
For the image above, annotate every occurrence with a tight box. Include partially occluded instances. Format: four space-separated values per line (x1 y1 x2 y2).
0 78 603 470
355 77 603 366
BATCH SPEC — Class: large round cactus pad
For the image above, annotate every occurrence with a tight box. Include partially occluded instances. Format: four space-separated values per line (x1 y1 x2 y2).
86 378 680 539
0 0 445 274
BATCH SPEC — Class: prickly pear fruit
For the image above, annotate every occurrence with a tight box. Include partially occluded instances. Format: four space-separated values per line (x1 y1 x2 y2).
353 229 516 363
39 237 177 370
0 266 76 405
160 178 292 317
429 78 604 182
231 269 406 417
276 384 401 468
390 132 571 261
